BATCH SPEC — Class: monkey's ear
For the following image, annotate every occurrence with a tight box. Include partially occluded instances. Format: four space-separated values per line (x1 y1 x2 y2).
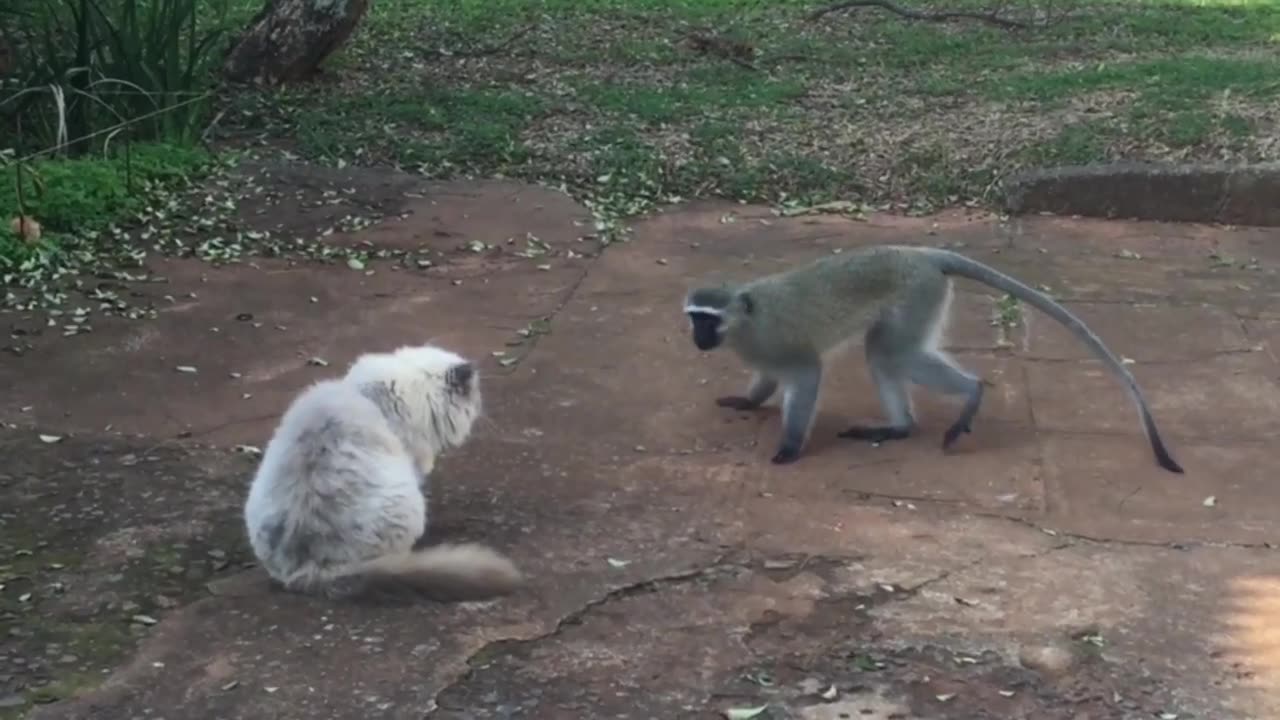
738 292 755 315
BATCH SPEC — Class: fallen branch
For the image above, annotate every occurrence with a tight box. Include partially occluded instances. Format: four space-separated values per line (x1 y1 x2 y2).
422 23 537 59
807 0 1031 30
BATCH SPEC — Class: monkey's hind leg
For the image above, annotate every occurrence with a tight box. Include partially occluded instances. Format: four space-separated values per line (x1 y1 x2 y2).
772 365 822 465
907 351 983 450
839 318 916 444
717 372 778 411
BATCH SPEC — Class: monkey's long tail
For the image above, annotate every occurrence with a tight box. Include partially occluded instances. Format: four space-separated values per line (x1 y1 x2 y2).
311 542 524 602
920 247 1184 474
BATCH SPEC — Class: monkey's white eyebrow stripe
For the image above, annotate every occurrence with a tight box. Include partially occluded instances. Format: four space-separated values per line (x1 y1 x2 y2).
684 305 724 315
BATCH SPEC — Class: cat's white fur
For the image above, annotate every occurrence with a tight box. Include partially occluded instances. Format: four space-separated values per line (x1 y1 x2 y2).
243 343 521 601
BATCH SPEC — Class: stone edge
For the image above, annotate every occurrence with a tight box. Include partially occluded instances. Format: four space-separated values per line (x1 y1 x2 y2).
1001 161 1280 227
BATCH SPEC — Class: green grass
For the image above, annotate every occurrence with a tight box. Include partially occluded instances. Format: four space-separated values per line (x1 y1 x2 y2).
1 144 211 233
0 142 212 274
214 0 1279 215
577 66 807 125
291 86 548 170
988 56 1280 103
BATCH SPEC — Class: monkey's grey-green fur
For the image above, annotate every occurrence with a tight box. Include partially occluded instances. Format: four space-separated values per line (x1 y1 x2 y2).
683 245 1183 473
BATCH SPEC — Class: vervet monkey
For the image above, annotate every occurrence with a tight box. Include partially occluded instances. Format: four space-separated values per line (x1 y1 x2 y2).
683 245 1183 473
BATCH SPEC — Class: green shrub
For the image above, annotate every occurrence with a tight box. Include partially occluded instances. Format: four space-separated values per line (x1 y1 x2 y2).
0 141 211 269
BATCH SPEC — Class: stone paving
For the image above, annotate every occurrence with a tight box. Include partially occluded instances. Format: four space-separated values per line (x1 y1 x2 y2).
3 170 1280 720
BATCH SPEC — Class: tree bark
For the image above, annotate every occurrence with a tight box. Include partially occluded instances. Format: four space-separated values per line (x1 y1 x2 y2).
223 0 370 85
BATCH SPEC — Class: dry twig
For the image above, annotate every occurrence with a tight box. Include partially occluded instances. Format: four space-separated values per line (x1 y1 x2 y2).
807 0 1030 30
422 23 537 59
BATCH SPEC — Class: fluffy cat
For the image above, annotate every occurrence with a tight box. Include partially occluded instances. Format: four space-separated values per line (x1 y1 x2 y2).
244 343 521 602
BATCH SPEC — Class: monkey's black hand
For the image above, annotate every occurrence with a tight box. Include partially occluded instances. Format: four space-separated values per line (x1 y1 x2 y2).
838 425 911 443
771 446 801 464
941 421 971 450
716 396 760 411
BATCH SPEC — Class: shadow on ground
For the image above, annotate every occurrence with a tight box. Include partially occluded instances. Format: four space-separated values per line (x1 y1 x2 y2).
3 162 1280 719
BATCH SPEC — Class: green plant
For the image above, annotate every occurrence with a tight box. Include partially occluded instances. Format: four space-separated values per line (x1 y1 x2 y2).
1 0 233 154
0 141 211 269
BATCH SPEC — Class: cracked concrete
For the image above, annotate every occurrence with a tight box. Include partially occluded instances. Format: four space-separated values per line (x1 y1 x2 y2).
3 168 1280 719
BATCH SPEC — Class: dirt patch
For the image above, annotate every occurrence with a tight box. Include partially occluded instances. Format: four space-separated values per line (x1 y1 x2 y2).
0 431 253 716
0 163 594 446
1003 161 1280 227
430 556 1190 720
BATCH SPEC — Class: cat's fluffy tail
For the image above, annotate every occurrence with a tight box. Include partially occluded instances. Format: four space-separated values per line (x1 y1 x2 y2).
313 543 523 602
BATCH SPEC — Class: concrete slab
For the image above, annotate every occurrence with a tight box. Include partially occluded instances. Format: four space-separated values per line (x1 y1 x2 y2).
1025 353 1280 441
1040 435 1278 545
4 170 1280 720
1023 301 1253 362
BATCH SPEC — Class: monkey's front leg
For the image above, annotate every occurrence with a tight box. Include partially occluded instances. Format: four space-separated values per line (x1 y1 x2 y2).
716 372 777 411
772 365 822 465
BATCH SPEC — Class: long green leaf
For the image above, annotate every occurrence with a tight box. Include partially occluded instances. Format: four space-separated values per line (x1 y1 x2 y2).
8 0 228 150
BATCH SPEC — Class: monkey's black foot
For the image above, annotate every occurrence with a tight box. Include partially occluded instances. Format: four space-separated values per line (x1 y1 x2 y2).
717 396 761 411
838 425 912 444
771 446 802 465
941 421 972 450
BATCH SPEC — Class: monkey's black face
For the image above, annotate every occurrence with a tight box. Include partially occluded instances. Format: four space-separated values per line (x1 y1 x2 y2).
688 312 723 351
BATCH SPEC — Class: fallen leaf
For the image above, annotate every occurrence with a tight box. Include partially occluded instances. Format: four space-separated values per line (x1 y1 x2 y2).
724 705 768 720
779 200 864 218
9 215 42 243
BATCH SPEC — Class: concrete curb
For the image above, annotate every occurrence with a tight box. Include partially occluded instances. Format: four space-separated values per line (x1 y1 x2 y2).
1001 161 1280 227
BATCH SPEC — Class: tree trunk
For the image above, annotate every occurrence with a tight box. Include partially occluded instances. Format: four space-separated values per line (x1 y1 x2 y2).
223 0 370 85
